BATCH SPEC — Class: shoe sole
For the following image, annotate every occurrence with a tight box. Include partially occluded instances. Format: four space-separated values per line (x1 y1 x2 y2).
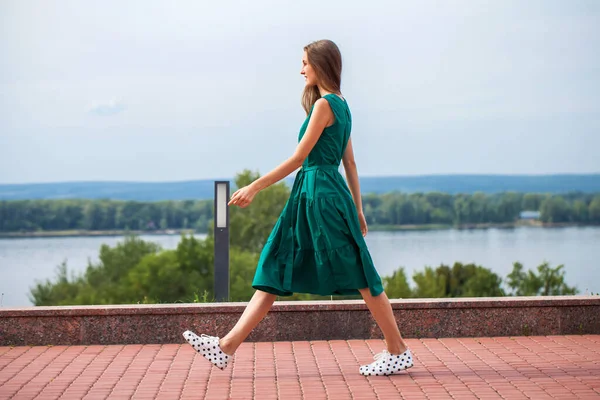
182 330 228 370
360 362 414 376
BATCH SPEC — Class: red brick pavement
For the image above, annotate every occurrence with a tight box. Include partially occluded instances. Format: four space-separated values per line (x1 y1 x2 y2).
0 336 599 399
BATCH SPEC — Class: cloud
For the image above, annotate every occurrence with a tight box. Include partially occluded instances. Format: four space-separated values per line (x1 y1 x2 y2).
88 98 126 116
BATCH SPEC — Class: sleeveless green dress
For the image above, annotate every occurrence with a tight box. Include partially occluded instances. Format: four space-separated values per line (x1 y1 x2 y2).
252 94 384 297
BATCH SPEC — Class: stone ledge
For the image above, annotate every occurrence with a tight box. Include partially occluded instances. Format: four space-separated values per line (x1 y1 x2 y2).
1 296 599 346
2 296 597 316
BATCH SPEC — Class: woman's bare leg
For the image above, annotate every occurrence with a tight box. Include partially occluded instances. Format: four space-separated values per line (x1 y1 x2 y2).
218 290 277 355
359 288 408 354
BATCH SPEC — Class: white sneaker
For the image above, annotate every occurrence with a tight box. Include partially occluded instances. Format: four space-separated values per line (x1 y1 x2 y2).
359 348 414 376
182 330 231 370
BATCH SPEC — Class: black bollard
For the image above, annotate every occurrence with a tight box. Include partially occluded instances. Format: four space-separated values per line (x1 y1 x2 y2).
214 181 230 302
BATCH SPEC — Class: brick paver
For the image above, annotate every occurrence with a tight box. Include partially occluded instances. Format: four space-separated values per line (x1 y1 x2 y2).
1 336 599 399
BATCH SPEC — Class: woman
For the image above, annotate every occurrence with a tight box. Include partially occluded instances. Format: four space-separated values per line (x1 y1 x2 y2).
183 39 413 376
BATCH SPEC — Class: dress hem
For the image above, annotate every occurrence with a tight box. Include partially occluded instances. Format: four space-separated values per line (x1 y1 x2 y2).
252 283 383 298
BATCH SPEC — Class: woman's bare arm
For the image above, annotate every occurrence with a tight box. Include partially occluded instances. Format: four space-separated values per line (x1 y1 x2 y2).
250 98 333 191
229 98 334 207
341 137 363 215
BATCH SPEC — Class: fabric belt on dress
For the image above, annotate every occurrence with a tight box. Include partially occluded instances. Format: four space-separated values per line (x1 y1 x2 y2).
300 164 340 172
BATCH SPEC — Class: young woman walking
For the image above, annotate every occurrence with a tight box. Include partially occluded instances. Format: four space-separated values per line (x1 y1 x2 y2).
183 39 413 376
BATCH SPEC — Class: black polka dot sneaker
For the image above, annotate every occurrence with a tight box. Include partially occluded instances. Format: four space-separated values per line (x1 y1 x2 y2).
182 330 231 370
359 348 414 376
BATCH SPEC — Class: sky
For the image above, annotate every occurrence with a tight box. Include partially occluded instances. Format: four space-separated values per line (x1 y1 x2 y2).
1 0 599 184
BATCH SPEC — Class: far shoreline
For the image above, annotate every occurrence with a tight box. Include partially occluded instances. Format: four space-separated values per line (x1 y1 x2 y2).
0 229 199 239
1 221 598 239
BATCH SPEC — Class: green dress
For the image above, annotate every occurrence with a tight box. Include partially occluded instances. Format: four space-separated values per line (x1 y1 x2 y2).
252 93 384 297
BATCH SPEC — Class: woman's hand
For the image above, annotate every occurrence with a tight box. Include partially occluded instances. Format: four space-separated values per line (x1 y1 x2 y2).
228 185 259 208
358 211 368 237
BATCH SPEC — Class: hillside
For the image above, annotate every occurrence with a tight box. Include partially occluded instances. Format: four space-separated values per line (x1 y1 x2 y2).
1 174 599 201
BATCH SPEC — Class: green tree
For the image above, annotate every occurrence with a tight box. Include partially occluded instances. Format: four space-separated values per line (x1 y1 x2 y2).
522 193 546 211
573 200 588 223
495 192 522 223
160 217 168 230
412 262 504 298
453 195 470 226
461 265 505 297
506 262 578 296
470 192 490 223
540 196 572 223
123 235 215 303
589 196 600 223
412 266 447 298
27 261 84 306
229 248 261 301
382 268 413 298
29 236 161 305
362 193 383 224
83 202 105 230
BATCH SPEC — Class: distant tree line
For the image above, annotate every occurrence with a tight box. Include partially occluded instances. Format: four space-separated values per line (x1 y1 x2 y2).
0 199 213 233
362 191 600 226
2 189 600 233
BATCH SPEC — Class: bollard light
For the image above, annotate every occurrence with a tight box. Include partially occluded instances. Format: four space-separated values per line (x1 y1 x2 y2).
214 181 230 302
215 182 228 229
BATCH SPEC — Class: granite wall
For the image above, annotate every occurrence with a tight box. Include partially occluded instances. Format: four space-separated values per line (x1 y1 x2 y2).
1 296 599 346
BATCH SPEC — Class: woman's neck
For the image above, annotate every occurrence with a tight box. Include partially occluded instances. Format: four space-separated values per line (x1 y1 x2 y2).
318 86 340 98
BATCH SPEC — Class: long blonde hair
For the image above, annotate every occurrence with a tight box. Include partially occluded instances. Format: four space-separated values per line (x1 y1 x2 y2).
301 40 342 115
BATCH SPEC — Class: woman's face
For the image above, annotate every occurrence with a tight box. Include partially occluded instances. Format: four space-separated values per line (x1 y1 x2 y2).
300 51 317 87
